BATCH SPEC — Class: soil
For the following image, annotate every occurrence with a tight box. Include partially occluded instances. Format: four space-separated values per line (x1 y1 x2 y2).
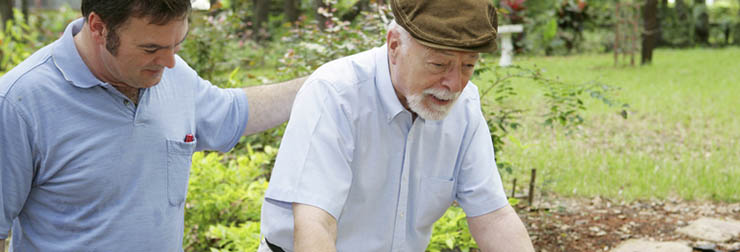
516 196 740 252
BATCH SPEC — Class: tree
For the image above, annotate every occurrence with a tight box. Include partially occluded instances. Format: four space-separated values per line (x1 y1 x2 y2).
657 0 668 45
642 0 658 65
253 0 270 41
315 0 331 30
340 0 369 22
674 0 692 46
0 0 12 29
284 0 299 24
21 0 28 21
694 0 709 45
735 0 740 45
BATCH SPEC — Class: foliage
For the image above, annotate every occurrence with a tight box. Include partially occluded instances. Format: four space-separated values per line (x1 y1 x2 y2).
427 207 476 252
0 9 42 72
0 6 78 73
179 12 260 86
502 48 740 202
183 147 277 252
276 2 388 78
472 58 626 175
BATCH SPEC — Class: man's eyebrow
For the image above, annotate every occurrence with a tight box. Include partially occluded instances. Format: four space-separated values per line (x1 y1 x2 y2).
137 31 190 49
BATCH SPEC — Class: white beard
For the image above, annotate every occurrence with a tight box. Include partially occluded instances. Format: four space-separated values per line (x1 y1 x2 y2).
407 88 460 121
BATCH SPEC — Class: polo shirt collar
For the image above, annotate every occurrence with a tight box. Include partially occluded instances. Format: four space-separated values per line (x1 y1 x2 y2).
51 18 105 89
374 44 407 123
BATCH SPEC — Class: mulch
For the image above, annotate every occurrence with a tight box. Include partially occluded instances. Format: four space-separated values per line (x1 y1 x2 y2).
517 196 740 252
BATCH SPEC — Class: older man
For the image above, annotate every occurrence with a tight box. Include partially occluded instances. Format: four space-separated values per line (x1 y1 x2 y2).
0 0 304 251
259 0 535 251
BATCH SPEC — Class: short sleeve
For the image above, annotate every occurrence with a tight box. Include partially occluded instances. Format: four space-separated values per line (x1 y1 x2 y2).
455 111 509 217
264 78 355 219
0 97 35 238
192 74 249 153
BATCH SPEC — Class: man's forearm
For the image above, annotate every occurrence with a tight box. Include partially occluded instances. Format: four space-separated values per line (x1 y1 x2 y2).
293 203 337 252
242 76 307 136
1 238 5 252
468 205 535 252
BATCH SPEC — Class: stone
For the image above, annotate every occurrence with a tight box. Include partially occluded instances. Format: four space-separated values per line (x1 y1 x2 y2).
676 217 740 243
497 24 523 67
611 239 692 252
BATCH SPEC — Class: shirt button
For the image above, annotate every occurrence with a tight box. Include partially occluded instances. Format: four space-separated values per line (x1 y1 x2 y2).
123 99 129 105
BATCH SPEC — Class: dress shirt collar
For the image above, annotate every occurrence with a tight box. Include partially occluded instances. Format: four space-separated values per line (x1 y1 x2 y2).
374 44 407 123
51 18 105 89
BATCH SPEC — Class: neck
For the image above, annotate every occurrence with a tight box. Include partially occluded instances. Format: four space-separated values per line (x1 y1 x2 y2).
74 23 107 84
74 24 138 104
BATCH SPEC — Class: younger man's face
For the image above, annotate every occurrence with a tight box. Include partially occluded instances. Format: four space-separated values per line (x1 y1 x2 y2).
99 16 189 89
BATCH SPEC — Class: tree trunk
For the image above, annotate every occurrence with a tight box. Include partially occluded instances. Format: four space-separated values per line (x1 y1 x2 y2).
315 0 330 30
642 0 658 65
341 0 369 22
657 0 668 45
253 0 270 41
21 0 29 22
694 0 709 45
675 0 692 46
284 0 299 24
735 0 740 45
0 0 13 29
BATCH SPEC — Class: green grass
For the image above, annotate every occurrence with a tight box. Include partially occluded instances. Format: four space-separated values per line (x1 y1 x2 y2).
481 47 740 202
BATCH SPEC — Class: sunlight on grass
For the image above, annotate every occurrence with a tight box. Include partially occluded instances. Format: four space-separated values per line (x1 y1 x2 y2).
483 47 740 202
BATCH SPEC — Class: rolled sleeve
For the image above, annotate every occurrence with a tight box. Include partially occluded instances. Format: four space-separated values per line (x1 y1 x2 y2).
0 97 35 237
455 113 509 217
264 79 355 219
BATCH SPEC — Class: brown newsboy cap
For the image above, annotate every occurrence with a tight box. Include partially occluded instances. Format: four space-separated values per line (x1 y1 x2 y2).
391 0 498 53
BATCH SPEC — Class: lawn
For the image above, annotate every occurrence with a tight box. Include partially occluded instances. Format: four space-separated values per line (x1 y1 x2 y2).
482 47 740 202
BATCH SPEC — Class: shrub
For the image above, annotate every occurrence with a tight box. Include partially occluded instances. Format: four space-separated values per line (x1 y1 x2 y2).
183 146 277 252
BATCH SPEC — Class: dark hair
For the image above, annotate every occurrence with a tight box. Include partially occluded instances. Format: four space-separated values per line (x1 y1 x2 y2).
81 0 192 55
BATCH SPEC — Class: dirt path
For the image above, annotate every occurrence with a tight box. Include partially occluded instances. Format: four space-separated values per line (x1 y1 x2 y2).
518 196 740 251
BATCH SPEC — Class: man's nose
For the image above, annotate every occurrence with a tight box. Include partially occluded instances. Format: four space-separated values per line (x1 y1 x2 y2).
156 49 177 69
441 65 464 92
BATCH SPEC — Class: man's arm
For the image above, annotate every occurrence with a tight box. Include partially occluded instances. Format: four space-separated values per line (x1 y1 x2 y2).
293 203 337 252
467 205 535 252
1 238 5 252
242 76 308 136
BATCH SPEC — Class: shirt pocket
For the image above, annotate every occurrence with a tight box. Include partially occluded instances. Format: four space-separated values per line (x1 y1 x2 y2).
166 139 196 206
417 176 456 226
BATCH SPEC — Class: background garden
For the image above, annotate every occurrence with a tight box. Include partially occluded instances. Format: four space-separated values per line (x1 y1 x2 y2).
1 0 738 251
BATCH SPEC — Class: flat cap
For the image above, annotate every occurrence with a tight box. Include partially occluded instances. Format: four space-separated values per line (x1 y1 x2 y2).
391 0 498 53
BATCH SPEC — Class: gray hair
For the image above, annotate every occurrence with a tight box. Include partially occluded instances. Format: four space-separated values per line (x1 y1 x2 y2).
387 20 414 47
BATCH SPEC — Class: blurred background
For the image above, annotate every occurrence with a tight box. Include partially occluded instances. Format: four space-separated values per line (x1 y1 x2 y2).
0 0 737 251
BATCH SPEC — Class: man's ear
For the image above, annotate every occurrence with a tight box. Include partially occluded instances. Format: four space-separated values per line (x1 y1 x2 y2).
387 30 401 65
87 12 107 45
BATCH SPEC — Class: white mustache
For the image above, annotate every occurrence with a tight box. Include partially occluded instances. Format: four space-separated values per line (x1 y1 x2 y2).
423 88 460 101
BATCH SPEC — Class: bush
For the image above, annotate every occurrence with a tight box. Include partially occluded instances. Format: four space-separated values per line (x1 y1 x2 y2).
183 146 277 252
0 6 79 73
276 3 388 78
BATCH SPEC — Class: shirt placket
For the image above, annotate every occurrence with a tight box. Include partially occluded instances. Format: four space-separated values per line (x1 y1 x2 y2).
390 116 418 251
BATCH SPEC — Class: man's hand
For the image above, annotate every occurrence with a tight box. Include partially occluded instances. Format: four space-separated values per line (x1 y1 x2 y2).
293 203 337 252
467 205 535 252
242 76 308 136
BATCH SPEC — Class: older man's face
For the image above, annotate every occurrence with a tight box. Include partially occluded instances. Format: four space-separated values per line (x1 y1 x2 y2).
391 38 479 120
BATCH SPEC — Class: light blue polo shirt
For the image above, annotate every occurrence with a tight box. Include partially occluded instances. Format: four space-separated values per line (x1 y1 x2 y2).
0 18 249 251
261 45 508 251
